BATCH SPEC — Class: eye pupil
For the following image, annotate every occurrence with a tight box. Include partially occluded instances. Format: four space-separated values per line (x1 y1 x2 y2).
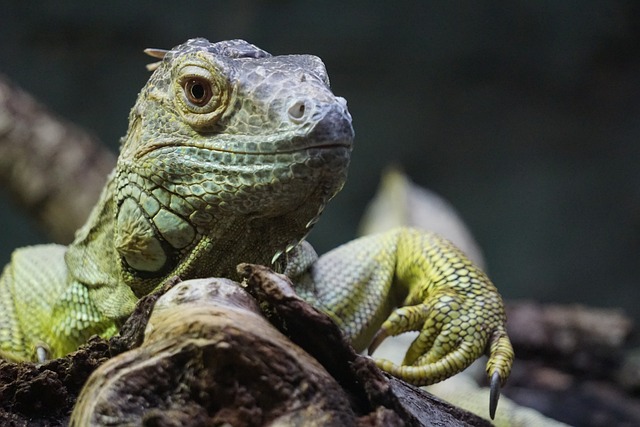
190 83 205 99
184 78 212 106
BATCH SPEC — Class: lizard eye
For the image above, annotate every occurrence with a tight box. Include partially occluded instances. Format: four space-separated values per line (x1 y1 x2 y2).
175 64 229 128
183 78 213 107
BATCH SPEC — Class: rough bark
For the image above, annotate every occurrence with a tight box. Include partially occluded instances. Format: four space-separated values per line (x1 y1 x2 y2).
1 270 492 426
238 264 493 426
71 276 362 426
0 75 116 243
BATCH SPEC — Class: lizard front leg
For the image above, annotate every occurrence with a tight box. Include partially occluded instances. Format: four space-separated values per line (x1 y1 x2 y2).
0 244 117 361
292 227 514 417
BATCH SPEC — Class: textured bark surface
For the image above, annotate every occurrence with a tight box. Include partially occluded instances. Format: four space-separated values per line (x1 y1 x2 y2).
71 277 362 426
0 75 116 244
238 264 493 427
0 272 492 427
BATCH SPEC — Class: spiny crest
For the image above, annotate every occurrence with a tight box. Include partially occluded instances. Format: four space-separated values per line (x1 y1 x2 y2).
143 38 272 72
144 48 169 71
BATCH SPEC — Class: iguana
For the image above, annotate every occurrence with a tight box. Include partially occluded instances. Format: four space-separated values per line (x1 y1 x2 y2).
0 38 513 417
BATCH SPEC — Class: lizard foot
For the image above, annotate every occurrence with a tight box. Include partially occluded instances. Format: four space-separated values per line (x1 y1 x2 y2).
367 291 514 419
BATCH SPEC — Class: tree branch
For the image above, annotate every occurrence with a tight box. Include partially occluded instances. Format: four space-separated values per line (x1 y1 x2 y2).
0 75 115 243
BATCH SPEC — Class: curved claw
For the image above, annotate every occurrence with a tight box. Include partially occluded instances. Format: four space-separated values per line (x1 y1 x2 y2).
368 303 432 358
368 328 389 355
485 328 514 418
489 370 500 420
36 345 48 364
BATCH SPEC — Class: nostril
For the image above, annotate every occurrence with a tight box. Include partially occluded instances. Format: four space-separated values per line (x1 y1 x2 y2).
288 100 307 122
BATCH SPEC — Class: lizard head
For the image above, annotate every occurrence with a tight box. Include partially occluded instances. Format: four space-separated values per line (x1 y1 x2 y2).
114 39 353 279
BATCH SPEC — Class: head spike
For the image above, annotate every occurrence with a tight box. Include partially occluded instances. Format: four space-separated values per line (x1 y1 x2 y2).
143 48 169 59
145 62 162 72
143 48 169 72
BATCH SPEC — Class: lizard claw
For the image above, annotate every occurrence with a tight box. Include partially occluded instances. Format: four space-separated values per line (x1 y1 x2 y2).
485 327 514 418
36 344 49 364
367 328 389 355
489 371 500 420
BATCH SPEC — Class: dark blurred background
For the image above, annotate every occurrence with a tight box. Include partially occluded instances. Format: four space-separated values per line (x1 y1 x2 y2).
1 1 639 325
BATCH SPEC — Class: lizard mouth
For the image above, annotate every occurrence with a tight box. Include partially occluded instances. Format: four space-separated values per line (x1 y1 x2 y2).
135 97 354 159
223 140 352 155
134 140 350 161
135 135 352 160
306 141 352 151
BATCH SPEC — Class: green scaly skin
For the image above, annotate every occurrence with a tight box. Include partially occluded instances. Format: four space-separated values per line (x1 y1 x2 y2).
0 39 513 416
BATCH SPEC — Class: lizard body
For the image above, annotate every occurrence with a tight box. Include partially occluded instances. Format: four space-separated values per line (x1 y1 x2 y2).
0 39 513 415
